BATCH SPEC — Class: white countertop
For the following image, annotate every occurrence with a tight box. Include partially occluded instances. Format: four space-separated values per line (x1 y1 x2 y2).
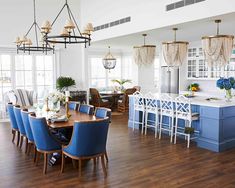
130 93 235 108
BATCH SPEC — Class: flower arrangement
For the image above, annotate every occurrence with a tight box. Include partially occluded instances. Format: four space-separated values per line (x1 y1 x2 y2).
46 91 66 104
188 83 200 92
112 79 132 91
216 77 235 101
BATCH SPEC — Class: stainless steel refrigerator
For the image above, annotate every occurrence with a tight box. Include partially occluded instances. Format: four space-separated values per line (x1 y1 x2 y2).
161 66 179 94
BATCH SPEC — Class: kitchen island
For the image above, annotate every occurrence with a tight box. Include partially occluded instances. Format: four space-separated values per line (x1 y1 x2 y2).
128 93 235 152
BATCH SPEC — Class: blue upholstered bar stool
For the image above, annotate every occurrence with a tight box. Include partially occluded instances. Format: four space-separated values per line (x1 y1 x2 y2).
29 115 61 174
174 95 199 148
69 101 80 111
144 92 159 138
132 91 145 133
78 104 94 115
94 107 112 162
21 110 36 157
159 94 175 143
13 106 27 150
61 118 109 177
7 103 20 146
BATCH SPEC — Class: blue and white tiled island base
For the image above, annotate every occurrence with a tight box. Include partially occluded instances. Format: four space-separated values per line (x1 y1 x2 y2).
128 93 235 152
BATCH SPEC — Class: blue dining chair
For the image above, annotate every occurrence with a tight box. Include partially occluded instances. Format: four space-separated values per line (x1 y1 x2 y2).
13 106 27 150
28 115 61 174
69 101 80 111
21 110 36 156
7 103 20 146
61 118 109 177
78 104 94 115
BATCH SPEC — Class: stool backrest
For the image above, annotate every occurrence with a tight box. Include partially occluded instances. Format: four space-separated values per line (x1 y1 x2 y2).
160 94 174 116
133 91 145 111
175 95 192 119
145 92 158 113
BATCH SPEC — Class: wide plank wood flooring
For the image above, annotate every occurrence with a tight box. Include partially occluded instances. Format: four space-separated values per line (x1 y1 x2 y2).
1 114 235 188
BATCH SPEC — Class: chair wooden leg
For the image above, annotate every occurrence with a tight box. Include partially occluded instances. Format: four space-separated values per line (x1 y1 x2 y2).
72 159 77 169
12 130 16 143
19 135 23 149
101 155 107 177
43 153 48 174
17 132 20 146
27 143 32 155
105 151 109 162
93 158 97 166
25 138 28 154
60 152 65 173
34 146 37 163
36 152 40 166
78 159 82 177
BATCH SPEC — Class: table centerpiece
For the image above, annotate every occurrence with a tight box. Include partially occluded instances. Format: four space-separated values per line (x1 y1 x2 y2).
216 77 235 102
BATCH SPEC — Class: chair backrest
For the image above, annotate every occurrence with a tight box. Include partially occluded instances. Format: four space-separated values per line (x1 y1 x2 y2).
28 115 61 151
120 88 137 107
63 118 109 157
21 110 34 142
133 91 145 111
78 104 94 115
145 92 158 113
95 107 111 119
175 95 192 119
13 106 26 135
69 101 80 111
90 88 101 107
160 94 174 116
7 103 18 130
133 86 141 92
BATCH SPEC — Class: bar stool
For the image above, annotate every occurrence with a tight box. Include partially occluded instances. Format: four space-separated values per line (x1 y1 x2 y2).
159 94 174 142
132 91 145 132
174 95 199 148
144 92 159 138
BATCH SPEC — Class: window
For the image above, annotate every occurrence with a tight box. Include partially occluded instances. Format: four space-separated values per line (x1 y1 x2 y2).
89 55 133 90
0 52 56 119
154 57 160 91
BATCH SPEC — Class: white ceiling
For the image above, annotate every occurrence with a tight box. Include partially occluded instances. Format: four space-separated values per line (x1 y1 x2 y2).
91 12 235 49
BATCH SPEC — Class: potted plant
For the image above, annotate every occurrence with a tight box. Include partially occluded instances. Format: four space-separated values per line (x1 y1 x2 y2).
56 76 76 92
112 79 132 91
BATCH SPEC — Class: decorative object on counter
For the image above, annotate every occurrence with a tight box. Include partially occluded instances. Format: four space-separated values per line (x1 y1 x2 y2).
162 28 189 66
187 83 200 96
42 0 93 48
46 91 66 111
15 0 54 54
65 91 71 118
216 77 235 102
202 20 234 67
133 34 156 66
56 76 76 92
102 46 116 71
112 79 132 92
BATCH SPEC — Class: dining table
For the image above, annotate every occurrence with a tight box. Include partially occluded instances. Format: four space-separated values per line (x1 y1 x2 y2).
100 90 124 109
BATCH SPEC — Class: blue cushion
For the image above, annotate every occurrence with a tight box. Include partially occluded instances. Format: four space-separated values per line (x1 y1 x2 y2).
29 116 61 151
21 111 34 142
79 104 94 115
7 104 18 130
13 107 26 135
63 118 109 157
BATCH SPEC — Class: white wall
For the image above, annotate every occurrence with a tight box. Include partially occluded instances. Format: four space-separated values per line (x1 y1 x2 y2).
80 0 235 42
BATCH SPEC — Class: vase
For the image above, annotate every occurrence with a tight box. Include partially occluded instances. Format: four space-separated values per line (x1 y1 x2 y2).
225 89 232 102
52 101 60 112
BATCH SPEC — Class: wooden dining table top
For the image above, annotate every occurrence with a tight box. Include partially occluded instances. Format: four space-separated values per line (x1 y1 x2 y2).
99 91 124 96
35 109 102 129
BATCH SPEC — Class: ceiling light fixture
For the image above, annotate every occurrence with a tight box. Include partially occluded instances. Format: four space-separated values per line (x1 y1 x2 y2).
133 34 156 66
103 46 116 71
162 28 189 66
15 0 54 54
202 19 234 67
41 0 93 49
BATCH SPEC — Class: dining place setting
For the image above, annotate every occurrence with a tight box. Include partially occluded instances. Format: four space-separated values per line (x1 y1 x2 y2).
7 90 111 177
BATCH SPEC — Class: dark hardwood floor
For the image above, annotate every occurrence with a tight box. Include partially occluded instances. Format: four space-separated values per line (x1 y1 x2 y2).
1 114 235 188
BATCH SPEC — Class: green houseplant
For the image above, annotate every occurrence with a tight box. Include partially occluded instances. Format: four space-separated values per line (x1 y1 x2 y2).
112 79 132 91
56 76 76 91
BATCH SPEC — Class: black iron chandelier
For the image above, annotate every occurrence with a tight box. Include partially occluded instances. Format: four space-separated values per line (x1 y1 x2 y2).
103 46 116 71
41 0 93 48
15 0 54 54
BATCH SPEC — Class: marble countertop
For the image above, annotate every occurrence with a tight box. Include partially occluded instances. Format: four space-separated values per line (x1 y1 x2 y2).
129 93 235 108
